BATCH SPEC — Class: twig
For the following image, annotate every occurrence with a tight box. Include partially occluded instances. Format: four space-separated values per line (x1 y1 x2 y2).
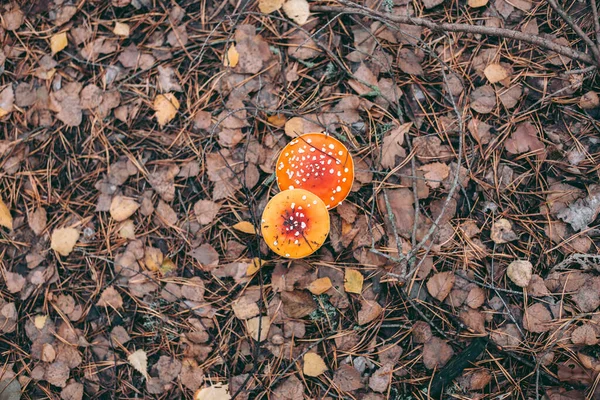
592 0 600 51
312 1 598 66
547 0 600 65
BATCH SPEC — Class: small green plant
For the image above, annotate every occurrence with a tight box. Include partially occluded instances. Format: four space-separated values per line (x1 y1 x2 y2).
309 294 338 329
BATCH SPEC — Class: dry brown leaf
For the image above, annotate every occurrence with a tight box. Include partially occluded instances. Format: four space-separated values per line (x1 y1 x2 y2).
281 290 317 318
505 122 545 155
154 93 179 126
397 48 423 75
110 196 139 222
0 86 15 118
282 0 310 25
344 269 364 294
333 364 362 391
303 353 328 377
128 349 149 380
580 91 599 109
157 66 182 92
483 64 509 83
51 227 80 256
148 165 179 202
50 32 68 54
194 200 220 225
2 5 24 31
490 218 518 244
358 299 383 325
232 221 256 234
506 260 533 287
246 315 270 342
422 337 454 369
97 286 123 309
284 116 321 138
380 123 411 168
523 303 553 332
426 271 455 301
4 271 25 293
470 85 496 114
0 196 12 230
307 277 332 295
118 220 136 239
419 162 450 189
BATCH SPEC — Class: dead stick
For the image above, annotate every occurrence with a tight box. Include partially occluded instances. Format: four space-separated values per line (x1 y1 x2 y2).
311 2 597 66
547 0 600 65
591 0 600 50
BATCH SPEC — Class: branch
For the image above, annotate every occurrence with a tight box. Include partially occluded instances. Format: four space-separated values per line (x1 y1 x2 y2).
311 0 598 67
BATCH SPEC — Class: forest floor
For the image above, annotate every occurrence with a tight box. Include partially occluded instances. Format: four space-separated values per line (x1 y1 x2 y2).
1 0 600 399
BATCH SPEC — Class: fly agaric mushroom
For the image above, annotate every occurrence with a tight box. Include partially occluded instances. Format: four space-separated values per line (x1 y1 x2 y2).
276 133 354 209
261 189 330 259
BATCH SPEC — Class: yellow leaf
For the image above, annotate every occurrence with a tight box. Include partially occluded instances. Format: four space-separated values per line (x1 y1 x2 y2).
144 246 163 272
232 221 256 234
194 384 232 400
267 113 287 127
160 257 177 276
51 227 80 256
34 315 48 329
246 258 265 276
303 352 328 377
113 22 130 37
0 196 13 230
259 0 285 14
110 195 139 221
467 0 489 6
308 277 332 295
484 64 509 84
344 268 363 294
224 44 239 68
50 32 68 54
154 93 180 127
246 315 270 342
128 349 149 380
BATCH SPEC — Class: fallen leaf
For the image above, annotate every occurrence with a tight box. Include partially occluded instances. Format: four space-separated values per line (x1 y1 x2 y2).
156 200 177 226
272 375 303 400
0 85 15 118
224 44 239 68
2 5 24 31
148 164 179 202
118 220 136 239
128 349 149 380
506 260 533 287
333 364 362 391
344 269 364 294
45 361 69 388
470 85 496 114
571 324 598 345
422 337 454 369
303 353 328 377
157 66 182 92
50 32 68 54
0 196 13 229
572 277 600 312
556 189 600 232
194 384 231 400
110 196 140 221
97 286 123 309
0 380 21 400
426 271 455 301
369 364 392 393
419 162 450 189
468 0 488 6
284 116 321 137
307 277 332 295
580 91 599 109
358 299 383 325
154 93 179 126
283 0 310 25
499 84 522 109
523 303 553 332
49 82 82 126
259 0 285 13
246 315 270 342
194 200 220 225
51 227 80 256
380 123 411 168
246 258 265 276
483 64 509 83
397 48 423 75
113 22 130 37
232 221 256 234
490 218 518 244
281 290 317 318
505 122 545 155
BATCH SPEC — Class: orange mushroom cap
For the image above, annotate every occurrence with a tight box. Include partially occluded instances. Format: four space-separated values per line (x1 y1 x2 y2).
261 189 330 259
276 133 354 209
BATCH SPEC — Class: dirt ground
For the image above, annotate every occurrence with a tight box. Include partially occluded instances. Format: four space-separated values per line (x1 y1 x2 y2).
1 0 600 399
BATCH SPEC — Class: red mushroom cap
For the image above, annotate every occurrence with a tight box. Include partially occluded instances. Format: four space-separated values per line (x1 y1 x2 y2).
276 133 354 209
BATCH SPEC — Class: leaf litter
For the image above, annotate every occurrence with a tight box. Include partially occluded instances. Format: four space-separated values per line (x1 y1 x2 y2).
1 0 600 399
